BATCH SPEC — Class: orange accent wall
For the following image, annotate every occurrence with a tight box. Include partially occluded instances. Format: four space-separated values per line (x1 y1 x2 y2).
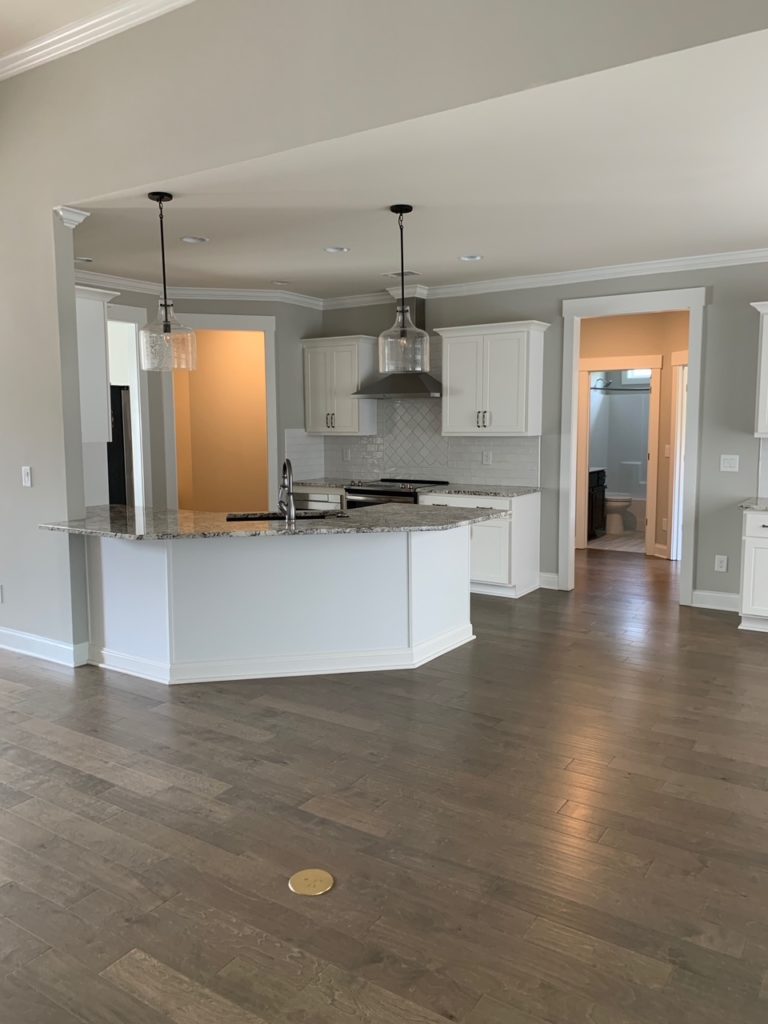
174 330 268 512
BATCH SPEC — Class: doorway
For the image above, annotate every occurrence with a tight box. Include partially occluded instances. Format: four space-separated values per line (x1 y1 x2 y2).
559 289 705 604
579 363 656 555
174 329 269 513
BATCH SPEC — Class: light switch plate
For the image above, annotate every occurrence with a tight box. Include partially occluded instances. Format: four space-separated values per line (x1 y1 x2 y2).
720 454 739 472
342 448 352 463
21 466 32 487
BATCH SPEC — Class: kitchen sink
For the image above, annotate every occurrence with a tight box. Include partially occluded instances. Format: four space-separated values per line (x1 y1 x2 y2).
225 510 344 522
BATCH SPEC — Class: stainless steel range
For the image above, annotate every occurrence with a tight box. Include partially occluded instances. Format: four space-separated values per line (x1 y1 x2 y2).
344 478 450 509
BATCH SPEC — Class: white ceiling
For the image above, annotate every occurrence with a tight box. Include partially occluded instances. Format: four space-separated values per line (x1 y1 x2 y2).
75 30 768 297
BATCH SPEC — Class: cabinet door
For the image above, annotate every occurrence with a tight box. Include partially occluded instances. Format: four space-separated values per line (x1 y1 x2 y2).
442 336 484 434
329 344 359 434
470 520 511 585
482 331 527 434
304 347 330 433
741 539 768 616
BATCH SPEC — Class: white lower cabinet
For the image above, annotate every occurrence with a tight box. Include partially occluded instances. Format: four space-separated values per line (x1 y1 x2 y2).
418 491 540 598
740 511 768 629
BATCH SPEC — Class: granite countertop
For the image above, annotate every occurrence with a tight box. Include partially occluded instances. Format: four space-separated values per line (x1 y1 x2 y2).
419 484 540 498
40 504 511 541
740 498 768 511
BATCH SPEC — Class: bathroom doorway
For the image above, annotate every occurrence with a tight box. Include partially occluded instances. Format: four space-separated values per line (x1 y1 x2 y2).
574 311 690 563
582 365 655 553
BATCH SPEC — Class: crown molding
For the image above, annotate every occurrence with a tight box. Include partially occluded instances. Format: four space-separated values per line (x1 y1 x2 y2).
426 247 768 300
75 285 120 302
55 206 90 229
73 270 324 310
323 291 393 310
75 246 768 313
385 283 430 301
0 0 197 82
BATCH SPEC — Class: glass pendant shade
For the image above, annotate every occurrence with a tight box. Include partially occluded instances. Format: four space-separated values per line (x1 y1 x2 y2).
379 305 430 373
140 301 197 371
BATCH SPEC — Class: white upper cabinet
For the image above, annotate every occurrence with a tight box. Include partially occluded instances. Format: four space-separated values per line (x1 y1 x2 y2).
302 336 377 435
751 303 768 437
436 321 548 436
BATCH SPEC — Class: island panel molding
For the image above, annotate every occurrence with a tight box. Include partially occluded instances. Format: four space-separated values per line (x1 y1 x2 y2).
83 526 475 683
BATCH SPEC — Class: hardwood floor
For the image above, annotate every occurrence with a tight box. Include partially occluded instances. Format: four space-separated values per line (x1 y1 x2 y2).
2 550 768 1022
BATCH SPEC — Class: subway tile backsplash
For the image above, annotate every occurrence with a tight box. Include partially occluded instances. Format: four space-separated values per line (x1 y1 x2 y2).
324 399 540 485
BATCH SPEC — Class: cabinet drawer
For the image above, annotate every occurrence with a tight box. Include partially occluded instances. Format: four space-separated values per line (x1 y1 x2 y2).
744 513 768 538
419 494 511 511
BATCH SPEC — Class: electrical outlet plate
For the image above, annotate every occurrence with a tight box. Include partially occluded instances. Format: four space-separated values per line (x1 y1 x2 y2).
720 454 739 472
21 466 32 487
482 450 492 466
714 555 728 572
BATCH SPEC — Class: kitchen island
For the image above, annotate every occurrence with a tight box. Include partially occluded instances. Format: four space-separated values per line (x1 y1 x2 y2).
42 503 509 684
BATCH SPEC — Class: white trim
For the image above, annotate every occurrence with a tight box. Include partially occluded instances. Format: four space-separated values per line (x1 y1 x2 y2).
426 249 768 299
178 313 279 509
470 581 539 599
323 291 392 310
693 590 739 613
0 627 88 666
738 614 768 632
385 283 430 301
56 207 90 229
76 284 120 303
108 304 152 507
90 625 474 684
73 245 768 313
435 320 550 337
559 288 706 605
0 1 196 81
539 572 559 589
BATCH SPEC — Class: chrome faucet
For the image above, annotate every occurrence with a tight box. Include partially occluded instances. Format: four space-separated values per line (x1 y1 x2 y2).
278 458 296 524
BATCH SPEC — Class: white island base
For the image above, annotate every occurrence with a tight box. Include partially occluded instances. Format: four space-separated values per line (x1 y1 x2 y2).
86 527 473 684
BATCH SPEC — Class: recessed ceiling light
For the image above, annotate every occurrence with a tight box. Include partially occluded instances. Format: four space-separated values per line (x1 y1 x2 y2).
324 246 350 254
180 235 209 244
459 254 483 262
74 255 94 262
272 280 290 287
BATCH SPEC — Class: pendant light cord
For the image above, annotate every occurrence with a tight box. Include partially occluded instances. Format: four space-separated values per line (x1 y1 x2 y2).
158 199 170 333
398 211 406 326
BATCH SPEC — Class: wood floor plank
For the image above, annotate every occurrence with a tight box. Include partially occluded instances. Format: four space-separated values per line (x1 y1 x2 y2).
0 551 767 1021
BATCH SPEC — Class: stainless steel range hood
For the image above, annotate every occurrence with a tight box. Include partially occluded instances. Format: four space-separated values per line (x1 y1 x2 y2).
353 372 442 400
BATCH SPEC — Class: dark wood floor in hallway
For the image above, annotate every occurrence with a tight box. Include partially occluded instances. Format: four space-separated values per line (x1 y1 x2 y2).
1 551 768 1022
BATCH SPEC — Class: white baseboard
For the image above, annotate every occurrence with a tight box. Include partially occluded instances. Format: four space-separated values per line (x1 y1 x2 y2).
0 627 88 667
539 572 560 590
739 614 768 632
471 579 540 599
89 625 475 685
691 590 740 613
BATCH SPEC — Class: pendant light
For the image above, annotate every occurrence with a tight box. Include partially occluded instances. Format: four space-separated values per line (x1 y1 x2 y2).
139 192 196 372
378 204 430 373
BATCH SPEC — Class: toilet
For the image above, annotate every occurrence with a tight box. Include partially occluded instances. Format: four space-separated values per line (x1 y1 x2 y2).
605 493 633 535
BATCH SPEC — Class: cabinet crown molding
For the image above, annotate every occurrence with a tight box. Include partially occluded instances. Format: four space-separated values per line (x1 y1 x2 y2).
302 335 377 345
435 320 550 337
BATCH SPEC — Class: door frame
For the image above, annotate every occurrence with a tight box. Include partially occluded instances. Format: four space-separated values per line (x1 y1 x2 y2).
179 314 278 508
576 356 662 555
559 288 706 605
107 304 152 508
669 352 689 562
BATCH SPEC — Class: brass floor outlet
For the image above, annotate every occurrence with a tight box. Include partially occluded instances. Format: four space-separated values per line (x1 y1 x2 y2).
288 868 335 896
